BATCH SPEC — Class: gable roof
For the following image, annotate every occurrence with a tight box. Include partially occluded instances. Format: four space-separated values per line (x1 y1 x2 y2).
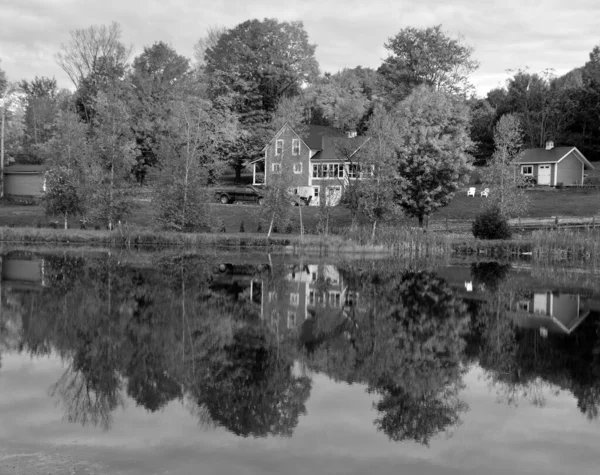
311 135 370 161
302 125 346 150
518 146 595 169
3 164 47 174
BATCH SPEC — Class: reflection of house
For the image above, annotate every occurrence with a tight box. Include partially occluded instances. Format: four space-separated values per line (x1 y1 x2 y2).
515 292 590 335
260 264 356 334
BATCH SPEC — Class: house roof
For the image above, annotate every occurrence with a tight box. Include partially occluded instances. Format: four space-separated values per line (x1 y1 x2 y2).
254 123 369 163
3 164 47 174
518 146 595 169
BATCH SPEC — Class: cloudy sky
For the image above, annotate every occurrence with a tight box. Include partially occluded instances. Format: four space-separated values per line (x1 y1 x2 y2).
1 0 599 97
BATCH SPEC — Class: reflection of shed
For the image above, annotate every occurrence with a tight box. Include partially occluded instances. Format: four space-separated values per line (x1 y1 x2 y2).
516 292 590 335
1 257 46 290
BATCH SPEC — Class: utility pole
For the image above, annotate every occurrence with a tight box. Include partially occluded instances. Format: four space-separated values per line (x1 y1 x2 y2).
0 106 4 198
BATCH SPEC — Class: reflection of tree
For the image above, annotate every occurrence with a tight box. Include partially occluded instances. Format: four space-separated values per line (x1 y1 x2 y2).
470 261 511 292
50 366 124 431
194 325 311 437
303 268 470 445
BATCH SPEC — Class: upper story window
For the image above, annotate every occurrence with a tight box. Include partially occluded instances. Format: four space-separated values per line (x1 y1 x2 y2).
275 139 283 156
521 165 533 175
348 163 374 179
292 139 300 155
272 163 281 173
293 163 302 174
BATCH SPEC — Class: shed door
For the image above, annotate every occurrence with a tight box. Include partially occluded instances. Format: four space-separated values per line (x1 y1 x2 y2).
538 165 551 185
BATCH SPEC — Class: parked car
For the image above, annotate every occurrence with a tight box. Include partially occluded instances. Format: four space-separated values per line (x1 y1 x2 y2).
213 185 264 205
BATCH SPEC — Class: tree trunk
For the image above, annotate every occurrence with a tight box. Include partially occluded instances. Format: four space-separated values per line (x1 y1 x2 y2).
268 214 275 237
64 212 68 230
418 214 424 228
371 220 377 242
234 163 242 183
0 109 4 198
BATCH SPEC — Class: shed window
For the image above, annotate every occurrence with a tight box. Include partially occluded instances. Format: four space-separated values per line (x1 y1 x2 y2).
521 165 533 175
276 140 283 156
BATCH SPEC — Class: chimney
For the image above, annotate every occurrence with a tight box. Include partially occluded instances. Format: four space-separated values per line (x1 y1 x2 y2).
545 141 554 150
347 130 357 138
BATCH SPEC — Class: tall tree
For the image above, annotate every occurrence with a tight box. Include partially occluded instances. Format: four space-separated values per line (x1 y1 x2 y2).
392 85 473 226
55 22 132 122
153 85 238 232
90 91 138 229
483 113 529 218
379 25 479 103
205 18 319 180
40 110 97 228
193 26 227 75
128 41 191 183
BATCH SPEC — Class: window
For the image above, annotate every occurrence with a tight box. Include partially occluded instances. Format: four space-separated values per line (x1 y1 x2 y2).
313 187 319 197
268 291 277 302
348 164 374 179
290 293 299 306
312 163 344 179
292 139 300 155
276 139 283 156
309 290 315 305
293 163 302 174
287 311 296 329
521 165 533 175
329 291 341 307
272 163 281 173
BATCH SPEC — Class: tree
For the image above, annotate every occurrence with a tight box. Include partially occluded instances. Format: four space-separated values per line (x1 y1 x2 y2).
379 25 479 103
483 113 529 218
468 97 496 163
194 26 227 75
205 18 319 179
128 41 191 183
0 81 27 166
392 85 473 226
354 106 400 239
261 166 295 236
153 86 238 232
40 110 96 228
55 22 132 122
90 91 138 229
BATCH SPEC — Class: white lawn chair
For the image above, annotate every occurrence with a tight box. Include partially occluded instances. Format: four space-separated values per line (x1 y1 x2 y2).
480 188 490 197
467 187 476 197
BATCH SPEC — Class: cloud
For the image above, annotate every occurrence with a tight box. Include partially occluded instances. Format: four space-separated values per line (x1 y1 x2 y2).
1 0 599 97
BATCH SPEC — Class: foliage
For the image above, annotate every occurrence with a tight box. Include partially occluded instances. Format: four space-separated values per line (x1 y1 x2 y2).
0 81 27 163
153 88 238 232
379 25 479 102
392 85 474 226
55 22 132 121
261 166 295 237
90 91 138 229
204 18 318 179
128 41 191 183
482 113 530 218
472 205 512 240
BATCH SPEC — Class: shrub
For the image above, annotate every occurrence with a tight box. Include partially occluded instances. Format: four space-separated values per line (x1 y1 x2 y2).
556 182 564 189
256 222 263 233
239 220 245 233
472 206 512 240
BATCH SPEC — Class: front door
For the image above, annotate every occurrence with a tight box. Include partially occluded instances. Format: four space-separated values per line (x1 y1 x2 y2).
538 164 551 185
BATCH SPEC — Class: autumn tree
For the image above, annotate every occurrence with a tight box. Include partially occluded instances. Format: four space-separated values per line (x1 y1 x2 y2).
55 22 132 122
205 18 319 180
261 166 295 236
128 41 191 182
0 80 27 166
483 113 529 218
40 110 97 228
392 85 473 226
153 85 238 232
90 91 138 229
379 25 479 103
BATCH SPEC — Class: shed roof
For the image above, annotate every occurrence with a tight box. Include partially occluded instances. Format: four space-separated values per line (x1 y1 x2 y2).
3 164 47 174
518 147 595 169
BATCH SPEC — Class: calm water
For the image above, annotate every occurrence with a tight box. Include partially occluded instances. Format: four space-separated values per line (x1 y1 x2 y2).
1 249 600 475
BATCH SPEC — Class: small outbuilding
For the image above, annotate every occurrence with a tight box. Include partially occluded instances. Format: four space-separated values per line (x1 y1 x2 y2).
3 164 46 197
518 141 595 186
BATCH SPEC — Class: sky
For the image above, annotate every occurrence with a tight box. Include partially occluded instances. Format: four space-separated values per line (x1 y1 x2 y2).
1 0 599 98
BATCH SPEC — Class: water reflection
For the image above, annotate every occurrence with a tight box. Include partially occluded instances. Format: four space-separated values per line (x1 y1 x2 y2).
1 251 600 445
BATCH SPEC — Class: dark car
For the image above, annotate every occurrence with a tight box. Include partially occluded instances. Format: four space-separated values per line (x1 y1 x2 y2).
213 185 264 205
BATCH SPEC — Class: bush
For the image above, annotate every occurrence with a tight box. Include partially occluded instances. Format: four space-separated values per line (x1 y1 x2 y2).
472 206 512 240
556 182 564 189
239 220 245 233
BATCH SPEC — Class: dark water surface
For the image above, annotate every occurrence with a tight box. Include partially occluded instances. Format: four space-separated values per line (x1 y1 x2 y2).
1 249 600 474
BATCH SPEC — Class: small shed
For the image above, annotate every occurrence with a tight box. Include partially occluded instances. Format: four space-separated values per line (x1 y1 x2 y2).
518 142 594 186
3 164 46 197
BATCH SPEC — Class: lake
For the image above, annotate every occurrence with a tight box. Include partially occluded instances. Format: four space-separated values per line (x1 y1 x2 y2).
1 248 599 475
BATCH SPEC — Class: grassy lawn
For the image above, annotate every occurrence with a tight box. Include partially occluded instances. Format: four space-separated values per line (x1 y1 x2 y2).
1 187 598 232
